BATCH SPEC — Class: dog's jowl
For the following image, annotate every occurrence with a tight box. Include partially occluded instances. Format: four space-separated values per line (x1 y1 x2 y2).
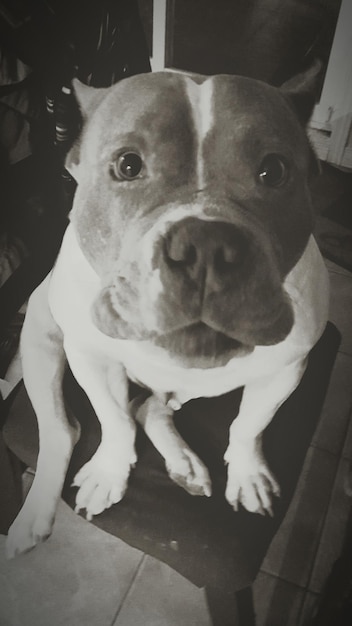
6 63 329 558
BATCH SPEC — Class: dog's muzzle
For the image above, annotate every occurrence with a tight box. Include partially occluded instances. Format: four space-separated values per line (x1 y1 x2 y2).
92 216 294 368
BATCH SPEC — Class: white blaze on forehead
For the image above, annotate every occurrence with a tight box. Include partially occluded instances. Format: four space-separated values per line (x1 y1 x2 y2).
184 76 215 188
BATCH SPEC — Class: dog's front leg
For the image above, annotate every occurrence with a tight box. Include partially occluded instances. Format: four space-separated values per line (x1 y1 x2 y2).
65 348 136 521
225 358 307 515
6 276 81 558
133 394 211 497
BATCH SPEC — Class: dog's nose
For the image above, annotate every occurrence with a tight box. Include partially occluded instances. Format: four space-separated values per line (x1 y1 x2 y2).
164 218 246 292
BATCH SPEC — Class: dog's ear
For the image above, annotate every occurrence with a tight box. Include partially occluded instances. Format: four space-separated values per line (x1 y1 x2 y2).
280 59 323 179
65 80 109 181
72 78 109 119
280 58 323 126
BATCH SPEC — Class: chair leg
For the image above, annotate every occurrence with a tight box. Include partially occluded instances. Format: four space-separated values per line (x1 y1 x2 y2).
205 585 255 626
236 586 256 626
205 587 255 626
205 586 239 625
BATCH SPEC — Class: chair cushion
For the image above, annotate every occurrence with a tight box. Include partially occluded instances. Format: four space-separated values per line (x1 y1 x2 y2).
3 322 340 592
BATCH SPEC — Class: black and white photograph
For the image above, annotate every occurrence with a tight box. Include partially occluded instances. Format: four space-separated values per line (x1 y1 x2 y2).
0 1 351 624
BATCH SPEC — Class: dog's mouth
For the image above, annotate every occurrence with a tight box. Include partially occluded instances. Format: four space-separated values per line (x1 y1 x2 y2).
153 322 253 368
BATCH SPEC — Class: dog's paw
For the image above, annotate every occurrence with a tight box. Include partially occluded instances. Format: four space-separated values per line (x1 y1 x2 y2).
72 447 137 521
224 442 280 516
166 449 212 497
6 505 54 559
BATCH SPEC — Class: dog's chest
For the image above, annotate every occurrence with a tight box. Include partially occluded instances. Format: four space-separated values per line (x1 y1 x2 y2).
112 341 276 403
50 287 297 405
48 253 282 402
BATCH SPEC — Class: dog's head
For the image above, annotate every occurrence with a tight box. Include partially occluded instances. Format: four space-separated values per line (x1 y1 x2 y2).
66 63 321 367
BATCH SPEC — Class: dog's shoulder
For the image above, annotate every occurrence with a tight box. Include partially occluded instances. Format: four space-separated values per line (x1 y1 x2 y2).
48 224 104 344
283 235 329 352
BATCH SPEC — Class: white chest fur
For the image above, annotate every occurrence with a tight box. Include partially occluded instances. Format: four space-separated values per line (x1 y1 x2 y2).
48 224 329 404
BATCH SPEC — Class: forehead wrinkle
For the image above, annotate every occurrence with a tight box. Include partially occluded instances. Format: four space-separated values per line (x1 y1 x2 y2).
184 76 215 188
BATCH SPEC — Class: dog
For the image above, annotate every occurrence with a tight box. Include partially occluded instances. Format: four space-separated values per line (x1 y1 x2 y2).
6 62 329 558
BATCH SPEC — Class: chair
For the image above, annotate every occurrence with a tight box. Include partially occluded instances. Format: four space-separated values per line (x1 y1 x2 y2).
2 321 341 625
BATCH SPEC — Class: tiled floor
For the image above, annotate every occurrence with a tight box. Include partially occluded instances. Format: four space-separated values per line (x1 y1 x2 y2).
256 258 352 625
0 237 352 625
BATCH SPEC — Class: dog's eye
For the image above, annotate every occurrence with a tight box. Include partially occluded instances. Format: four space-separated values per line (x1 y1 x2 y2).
111 152 143 180
258 154 288 187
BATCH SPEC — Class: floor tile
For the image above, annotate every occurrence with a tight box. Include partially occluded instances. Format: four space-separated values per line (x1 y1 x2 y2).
0 500 143 626
308 456 352 594
262 446 338 587
113 555 212 626
312 352 352 455
254 571 306 626
327 267 352 355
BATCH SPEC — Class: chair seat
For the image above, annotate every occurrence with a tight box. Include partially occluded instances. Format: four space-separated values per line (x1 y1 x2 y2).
3 322 340 593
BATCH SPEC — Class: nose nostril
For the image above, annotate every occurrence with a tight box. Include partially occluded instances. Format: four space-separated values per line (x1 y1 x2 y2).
184 244 197 266
214 243 242 272
165 236 197 266
223 246 238 265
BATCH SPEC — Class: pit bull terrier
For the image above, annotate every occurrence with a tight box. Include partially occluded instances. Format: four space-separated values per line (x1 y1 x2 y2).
6 62 329 558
